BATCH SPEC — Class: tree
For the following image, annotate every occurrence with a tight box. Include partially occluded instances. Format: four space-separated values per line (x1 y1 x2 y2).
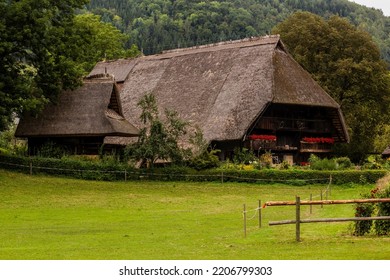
273 12 390 162
69 13 140 73
0 1 140 132
125 93 190 167
0 0 90 131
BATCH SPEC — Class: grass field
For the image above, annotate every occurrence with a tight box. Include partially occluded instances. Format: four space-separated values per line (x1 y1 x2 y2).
0 169 389 260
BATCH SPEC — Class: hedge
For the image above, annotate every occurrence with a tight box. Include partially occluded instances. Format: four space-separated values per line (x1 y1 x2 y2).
0 154 388 185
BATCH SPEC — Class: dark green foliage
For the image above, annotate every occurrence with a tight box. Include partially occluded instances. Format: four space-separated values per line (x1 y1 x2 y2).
0 0 89 131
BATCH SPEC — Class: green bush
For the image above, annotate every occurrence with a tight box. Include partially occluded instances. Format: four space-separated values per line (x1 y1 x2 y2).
335 157 353 169
374 187 390 235
353 192 375 236
0 154 387 185
187 149 220 170
353 184 390 236
37 141 70 159
233 147 256 164
309 154 337 170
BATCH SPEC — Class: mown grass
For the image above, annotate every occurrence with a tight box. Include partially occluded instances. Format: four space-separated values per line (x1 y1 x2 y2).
0 169 389 260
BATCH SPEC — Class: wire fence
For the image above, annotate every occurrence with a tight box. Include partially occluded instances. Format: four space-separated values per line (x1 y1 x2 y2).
0 159 334 184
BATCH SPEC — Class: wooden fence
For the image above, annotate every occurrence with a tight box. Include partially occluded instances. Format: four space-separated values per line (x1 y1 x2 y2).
265 197 390 241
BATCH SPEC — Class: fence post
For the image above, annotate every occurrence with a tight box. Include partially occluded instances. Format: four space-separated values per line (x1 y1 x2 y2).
259 200 262 228
124 170 127 181
320 191 323 208
243 204 247 238
296 196 301 242
221 172 224 184
29 160 33 176
310 194 313 214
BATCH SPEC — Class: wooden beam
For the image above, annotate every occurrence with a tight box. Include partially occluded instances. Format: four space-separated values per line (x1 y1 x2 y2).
269 216 390 226
264 198 390 207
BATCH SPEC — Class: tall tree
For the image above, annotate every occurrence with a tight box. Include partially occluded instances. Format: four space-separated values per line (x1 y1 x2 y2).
273 12 390 162
0 0 88 131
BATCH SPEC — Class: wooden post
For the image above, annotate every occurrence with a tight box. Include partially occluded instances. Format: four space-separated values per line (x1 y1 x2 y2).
221 172 224 184
29 160 33 176
259 200 262 228
320 191 323 208
124 170 127 181
329 175 332 196
310 194 313 214
296 196 301 242
243 204 247 238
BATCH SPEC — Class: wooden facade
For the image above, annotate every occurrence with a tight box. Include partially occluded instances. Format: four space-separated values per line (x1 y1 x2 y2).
244 104 341 163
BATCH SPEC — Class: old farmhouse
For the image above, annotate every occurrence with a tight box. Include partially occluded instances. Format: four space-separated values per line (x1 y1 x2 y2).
15 76 139 155
89 35 349 164
16 35 349 164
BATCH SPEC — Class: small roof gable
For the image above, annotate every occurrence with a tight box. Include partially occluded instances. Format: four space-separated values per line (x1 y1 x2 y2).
383 146 390 157
15 77 139 138
88 59 138 83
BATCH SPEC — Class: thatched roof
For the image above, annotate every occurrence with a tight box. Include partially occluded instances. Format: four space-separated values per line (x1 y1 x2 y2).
15 77 139 138
90 35 349 144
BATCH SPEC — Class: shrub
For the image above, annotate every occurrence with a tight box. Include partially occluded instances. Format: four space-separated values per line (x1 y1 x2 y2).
233 147 256 164
353 196 375 236
279 161 291 170
187 149 220 170
309 157 337 170
353 182 390 236
335 157 353 169
37 141 70 159
374 186 390 235
259 151 273 168
362 155 383 170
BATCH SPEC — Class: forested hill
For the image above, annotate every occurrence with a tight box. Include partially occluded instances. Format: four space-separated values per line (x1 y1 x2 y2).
85 0 390 61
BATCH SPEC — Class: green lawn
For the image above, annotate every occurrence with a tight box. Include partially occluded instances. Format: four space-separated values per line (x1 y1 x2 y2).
0 169 389 260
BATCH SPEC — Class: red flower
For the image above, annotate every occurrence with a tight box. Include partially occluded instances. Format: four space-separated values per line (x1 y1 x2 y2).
302 137 334 144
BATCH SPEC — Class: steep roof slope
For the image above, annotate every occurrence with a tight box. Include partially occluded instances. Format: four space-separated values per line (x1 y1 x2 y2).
15 78 139 138
90 35 349 143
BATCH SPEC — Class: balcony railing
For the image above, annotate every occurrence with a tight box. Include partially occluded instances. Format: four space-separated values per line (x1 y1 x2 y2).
300 141 332 153
257 117 331 132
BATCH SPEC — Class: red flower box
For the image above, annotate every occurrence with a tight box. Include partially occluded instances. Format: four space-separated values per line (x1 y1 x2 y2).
248 134 277 141
302 137 334 144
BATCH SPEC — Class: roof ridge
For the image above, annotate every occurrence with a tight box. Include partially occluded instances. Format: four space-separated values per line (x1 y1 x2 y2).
161 35 280 55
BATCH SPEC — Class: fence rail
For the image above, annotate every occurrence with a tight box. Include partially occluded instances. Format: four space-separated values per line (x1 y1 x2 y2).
266 197 390 241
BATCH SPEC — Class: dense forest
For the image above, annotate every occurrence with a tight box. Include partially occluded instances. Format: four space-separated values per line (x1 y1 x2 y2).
85 0 390 62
